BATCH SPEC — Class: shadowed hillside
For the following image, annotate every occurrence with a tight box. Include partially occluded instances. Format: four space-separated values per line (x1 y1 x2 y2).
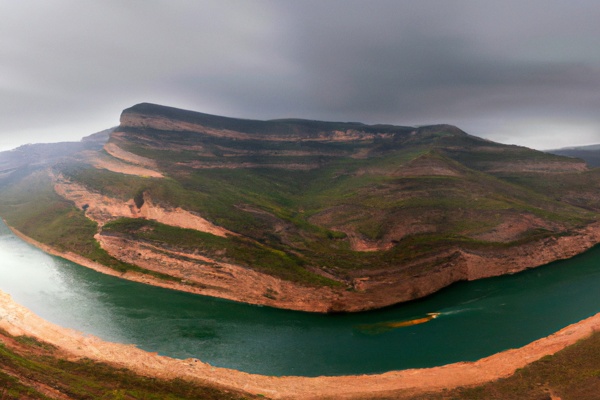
548 144 600 168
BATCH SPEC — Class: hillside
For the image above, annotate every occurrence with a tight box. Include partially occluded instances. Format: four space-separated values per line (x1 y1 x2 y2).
2 103 600 312
549 144 600 167
0 327 254 400
0 128 112 186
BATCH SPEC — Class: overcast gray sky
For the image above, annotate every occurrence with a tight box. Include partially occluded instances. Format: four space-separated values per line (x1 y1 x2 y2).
1 0 600 151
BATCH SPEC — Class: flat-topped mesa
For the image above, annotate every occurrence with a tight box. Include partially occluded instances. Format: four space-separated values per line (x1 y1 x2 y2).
4 101 600 313
117 102 460 143
112 104 481 171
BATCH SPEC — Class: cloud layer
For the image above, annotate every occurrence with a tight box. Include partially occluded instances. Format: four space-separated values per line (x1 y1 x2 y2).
1 0 600 150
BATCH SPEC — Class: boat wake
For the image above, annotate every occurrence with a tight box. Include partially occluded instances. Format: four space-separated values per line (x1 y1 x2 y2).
356 307 481 334
356 312 441 334
438 307 480 316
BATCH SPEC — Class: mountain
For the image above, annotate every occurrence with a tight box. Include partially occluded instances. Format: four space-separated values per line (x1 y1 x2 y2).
0 128 112 185
548 144 600 167
2 103 600 312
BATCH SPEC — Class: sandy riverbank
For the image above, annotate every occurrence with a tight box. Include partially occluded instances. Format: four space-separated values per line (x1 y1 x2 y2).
4 223 600 398
1 288 600 399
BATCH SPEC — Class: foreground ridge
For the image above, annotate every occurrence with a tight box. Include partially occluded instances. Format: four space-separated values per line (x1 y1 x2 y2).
2 289 600 399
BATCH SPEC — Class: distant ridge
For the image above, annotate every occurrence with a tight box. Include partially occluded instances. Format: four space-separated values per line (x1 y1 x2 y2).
548 144 600 167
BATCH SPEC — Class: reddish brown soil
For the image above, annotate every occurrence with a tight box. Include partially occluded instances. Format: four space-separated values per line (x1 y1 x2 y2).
12 213 600 313
2 290 600 399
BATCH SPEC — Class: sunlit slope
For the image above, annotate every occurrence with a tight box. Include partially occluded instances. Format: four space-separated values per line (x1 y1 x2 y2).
2 103 600 310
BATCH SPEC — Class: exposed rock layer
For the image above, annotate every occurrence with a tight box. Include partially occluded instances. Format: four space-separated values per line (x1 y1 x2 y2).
5 103 600 313
53 175 231 237
99 220 600 312
35 177 600 312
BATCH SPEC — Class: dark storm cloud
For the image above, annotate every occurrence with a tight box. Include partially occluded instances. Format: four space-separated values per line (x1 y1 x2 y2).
1 0 600 150
275 1 600 134
0 1 291 148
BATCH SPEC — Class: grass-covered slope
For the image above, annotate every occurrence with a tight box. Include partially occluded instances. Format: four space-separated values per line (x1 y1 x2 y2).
2 103 600 310
3 322 600 399
0 328 255 400
408 331 600 400
100 103 598 253
0 171 179 283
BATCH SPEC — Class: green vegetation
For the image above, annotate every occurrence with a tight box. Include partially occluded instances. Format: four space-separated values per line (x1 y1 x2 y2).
0 171 100 255
0 328 256 399
0 171 177 281
2 105 600 291
407 331 600 400
3 104 600 398
3 319 600 400
102 218 339 286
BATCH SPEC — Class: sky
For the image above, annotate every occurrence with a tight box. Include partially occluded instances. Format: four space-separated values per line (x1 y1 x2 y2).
1 1 600 151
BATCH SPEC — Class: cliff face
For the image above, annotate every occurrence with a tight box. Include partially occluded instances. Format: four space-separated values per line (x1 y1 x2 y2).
2 102 600 312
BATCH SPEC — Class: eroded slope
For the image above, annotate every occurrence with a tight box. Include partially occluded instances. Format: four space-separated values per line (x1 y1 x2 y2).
2 103 600 311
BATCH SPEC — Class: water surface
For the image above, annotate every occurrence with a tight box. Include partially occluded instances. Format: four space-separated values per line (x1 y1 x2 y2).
1 220 599 376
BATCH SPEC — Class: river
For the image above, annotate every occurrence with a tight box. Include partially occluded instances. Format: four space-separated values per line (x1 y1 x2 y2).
1 220 599 377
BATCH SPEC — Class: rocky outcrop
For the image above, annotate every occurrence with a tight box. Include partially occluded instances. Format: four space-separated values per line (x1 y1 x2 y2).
462 222 600 280
89 220 600 312
103 142 160 170
53 174 232 237
485 160 587 173
48 164 600 312
344 221 600 311
119 108 397 143
393 153 463 177
469 213 559 242
174 160 321 170
96 234 341 312
120 112 255 140
6 102 600 314
83 149 164 178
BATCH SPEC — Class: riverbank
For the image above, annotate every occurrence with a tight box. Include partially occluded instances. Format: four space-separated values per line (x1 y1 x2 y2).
5 223 600 397
9 220 600 314
1 289 599 399
7 224 228 301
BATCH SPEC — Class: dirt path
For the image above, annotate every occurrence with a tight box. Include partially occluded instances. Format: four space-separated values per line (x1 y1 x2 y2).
1 286 600 399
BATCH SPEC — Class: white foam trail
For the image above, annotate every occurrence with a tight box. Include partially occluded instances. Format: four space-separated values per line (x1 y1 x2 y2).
437 307 481 316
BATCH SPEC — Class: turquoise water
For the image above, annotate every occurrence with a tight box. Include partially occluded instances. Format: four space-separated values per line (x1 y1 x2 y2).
1 219 599 376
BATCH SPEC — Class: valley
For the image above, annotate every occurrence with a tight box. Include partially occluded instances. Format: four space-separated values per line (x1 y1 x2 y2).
4 222 600 397
3 103 600 397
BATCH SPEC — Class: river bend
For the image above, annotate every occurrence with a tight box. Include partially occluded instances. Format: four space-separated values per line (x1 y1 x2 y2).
1 220 599 376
